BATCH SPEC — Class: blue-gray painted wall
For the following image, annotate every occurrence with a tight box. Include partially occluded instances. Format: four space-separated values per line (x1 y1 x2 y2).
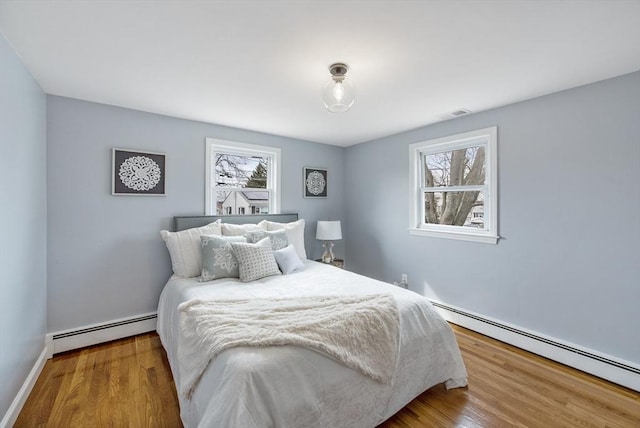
46 96 345 332
344 72 640 364
0 34 47 418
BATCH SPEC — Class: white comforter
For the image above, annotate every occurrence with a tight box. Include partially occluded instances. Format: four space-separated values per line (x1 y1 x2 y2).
157 261 467 428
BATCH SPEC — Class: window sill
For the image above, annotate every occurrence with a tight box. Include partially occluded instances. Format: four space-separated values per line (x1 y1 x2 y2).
409 228 499 244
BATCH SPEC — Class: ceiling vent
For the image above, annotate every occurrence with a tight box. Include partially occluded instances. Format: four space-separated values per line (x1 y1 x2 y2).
450 108 471 117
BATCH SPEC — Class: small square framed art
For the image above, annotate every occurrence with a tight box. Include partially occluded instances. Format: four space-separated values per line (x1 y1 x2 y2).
303 167 327 198
112 148 166 196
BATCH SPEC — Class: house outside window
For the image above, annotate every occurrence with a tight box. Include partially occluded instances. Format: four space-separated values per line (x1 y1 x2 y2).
205 139 281 215
409 126 498 244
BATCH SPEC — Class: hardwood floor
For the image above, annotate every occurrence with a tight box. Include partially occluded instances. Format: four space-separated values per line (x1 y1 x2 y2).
15 332 182 428
381 326 639 428
16 325 639 427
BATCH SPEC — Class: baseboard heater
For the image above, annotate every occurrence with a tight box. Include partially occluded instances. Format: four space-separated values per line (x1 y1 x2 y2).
429 300 640 391
47 312 158 357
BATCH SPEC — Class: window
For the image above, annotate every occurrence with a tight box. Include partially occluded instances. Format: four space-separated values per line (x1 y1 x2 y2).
205 139 281 215
251 206 269 214
409 126 498 244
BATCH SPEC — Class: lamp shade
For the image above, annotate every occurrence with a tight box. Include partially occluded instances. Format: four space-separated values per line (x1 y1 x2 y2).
316 221 342 240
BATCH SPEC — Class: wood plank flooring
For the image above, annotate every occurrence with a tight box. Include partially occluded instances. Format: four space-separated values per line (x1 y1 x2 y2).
16 325 639 427
15 332 182 428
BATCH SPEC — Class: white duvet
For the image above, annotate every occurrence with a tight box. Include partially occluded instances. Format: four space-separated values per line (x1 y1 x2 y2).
157 261 467 428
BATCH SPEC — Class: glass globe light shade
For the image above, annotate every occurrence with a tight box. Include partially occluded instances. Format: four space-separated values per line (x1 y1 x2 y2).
322 77 355 113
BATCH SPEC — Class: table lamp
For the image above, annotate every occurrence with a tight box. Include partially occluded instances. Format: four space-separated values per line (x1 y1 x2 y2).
316 220 342 263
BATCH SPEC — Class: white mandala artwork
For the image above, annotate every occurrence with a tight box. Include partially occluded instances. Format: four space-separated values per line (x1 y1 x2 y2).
119 156 162 191
113 149 165 196
306 171 326 195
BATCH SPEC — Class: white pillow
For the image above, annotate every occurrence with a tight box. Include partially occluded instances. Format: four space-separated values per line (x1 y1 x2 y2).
274 245 305 274
230 238 281 282
160 220 222 278
221 220 267 236
264 219 307 260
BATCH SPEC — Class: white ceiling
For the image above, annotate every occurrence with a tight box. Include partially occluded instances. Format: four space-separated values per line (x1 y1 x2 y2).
1 1 639 147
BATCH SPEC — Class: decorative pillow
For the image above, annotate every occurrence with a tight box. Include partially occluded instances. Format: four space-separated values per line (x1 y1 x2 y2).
230 238 281 282
221 221 267 236
244 230 289 250
274 245 305 274
200 235 247 282
160 220 222 278
264 219 307 260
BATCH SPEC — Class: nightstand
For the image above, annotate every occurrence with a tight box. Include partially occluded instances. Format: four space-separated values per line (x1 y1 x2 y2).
315 259 345 269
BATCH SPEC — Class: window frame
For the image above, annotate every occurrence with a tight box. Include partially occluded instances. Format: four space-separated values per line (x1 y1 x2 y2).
205 138 281 215
409 126 499 244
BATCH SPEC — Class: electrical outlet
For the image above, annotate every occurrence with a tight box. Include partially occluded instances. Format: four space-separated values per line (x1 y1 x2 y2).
401 274 408 283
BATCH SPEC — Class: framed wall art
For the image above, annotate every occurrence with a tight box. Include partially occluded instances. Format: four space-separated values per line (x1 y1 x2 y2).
303 167 327 198
112 148 166 196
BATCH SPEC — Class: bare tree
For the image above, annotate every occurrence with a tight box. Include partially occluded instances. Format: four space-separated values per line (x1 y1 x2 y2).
425 167 440 223
215 154 253 187
424 147 485 226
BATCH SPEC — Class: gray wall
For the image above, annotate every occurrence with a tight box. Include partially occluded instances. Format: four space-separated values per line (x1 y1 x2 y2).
345 72 640 364
0 34 47 419
47 96 345 332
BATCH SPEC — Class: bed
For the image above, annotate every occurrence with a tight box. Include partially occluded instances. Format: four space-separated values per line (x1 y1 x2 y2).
157 214 467 427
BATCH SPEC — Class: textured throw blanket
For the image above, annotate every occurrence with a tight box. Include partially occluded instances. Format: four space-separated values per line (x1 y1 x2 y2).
177 294 400 398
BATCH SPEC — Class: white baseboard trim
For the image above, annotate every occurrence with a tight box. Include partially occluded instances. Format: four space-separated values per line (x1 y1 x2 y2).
0 347 47 428
430 299 640 392
48 312 157 355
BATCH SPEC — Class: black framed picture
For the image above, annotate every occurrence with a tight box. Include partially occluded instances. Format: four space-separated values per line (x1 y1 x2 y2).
112 148 166 196
303 167 327 198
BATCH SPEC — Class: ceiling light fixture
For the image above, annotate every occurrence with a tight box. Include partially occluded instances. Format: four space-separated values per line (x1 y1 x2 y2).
322 63 355 113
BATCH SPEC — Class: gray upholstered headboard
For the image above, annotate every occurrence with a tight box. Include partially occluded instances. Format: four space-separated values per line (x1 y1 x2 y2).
174 213 299 231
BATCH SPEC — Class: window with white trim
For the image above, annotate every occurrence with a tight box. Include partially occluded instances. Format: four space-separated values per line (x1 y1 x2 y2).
205 138 281 215
409 126 498 244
